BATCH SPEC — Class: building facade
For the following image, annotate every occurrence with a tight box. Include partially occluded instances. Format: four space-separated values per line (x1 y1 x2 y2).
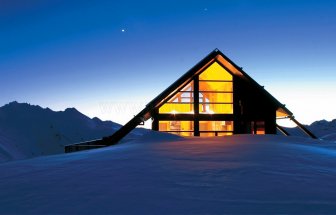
150 50 289 137
65 49 317 152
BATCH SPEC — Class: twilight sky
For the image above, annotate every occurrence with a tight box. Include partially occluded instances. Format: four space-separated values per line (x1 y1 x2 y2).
1 0 336 126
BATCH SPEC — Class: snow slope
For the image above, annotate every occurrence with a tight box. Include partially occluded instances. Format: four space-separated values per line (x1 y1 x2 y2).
0 135 335 214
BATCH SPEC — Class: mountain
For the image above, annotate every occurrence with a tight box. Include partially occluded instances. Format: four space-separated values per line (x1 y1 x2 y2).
0 101 335 163
283 119 336 141
309 119 336 139
0 101 148 162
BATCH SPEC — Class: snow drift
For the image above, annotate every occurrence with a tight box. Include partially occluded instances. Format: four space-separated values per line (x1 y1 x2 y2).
0 135 335 214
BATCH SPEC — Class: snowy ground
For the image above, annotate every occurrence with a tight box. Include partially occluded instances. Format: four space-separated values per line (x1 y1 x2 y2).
0 134 336 214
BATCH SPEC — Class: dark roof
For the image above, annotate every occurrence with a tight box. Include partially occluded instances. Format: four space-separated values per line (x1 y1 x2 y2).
103 49 296 145
146 48 293 117
64 49 317 152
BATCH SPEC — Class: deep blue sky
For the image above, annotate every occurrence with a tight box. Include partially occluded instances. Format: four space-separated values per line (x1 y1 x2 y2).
1 0 336 125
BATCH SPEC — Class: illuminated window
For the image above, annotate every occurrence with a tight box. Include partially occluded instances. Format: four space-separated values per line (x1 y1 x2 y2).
199 62 233 81
276 108 290 118
199 121 233 137
159 81 194 114
199 104 233 114
199 81 233 92
199 62 233 114
159 121 194 136
250 121 265 135
157 62 235 137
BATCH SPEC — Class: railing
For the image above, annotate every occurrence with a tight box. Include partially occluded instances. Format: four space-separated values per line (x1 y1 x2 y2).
64 139 107 153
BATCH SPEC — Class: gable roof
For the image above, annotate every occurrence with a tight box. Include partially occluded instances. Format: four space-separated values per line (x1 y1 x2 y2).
104 49 298 144
65 49 316 152
146 49 293 118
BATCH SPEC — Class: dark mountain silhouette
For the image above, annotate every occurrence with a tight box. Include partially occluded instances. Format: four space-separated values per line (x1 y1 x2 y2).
0 101 148 162
283 119 336 141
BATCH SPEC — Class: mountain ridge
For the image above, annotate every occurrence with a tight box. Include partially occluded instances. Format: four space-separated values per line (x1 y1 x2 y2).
0 101 147 162
0 101 335 162
284 119 336 141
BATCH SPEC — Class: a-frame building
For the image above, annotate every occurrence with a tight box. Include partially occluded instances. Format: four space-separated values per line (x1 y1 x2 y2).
65 49 316 152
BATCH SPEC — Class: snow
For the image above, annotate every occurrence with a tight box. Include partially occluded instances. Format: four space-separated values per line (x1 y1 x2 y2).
1 101 336 213
0 135 336 214
321 133 336 142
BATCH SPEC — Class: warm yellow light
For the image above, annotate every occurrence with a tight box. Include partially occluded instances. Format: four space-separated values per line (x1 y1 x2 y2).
158 121 194 137
171 110 177 114
198 62 234 114
159 103 194 114
207 110 214 114
159 81 194 114
199 62 233 81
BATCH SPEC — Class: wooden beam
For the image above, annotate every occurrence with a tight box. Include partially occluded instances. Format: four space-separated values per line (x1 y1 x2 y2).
156 113 234 121
290 116 317 139
276 124 290 136
103 109 149 145
194 76 200 136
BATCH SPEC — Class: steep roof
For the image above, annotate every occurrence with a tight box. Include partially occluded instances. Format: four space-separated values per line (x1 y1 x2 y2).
65 49 316 152
105 49 297 144
145 49 293 118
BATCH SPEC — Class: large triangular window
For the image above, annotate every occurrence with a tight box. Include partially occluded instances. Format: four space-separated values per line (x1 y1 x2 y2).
199 62 233 114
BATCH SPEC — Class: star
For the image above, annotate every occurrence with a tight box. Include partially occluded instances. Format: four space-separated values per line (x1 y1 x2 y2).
121 29 125 32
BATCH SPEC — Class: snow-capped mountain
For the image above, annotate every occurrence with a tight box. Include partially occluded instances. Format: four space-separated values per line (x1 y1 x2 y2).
0 101 147 162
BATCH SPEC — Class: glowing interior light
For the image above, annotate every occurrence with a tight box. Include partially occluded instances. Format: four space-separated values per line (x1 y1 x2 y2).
171 110 177 114
207 110 214 114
